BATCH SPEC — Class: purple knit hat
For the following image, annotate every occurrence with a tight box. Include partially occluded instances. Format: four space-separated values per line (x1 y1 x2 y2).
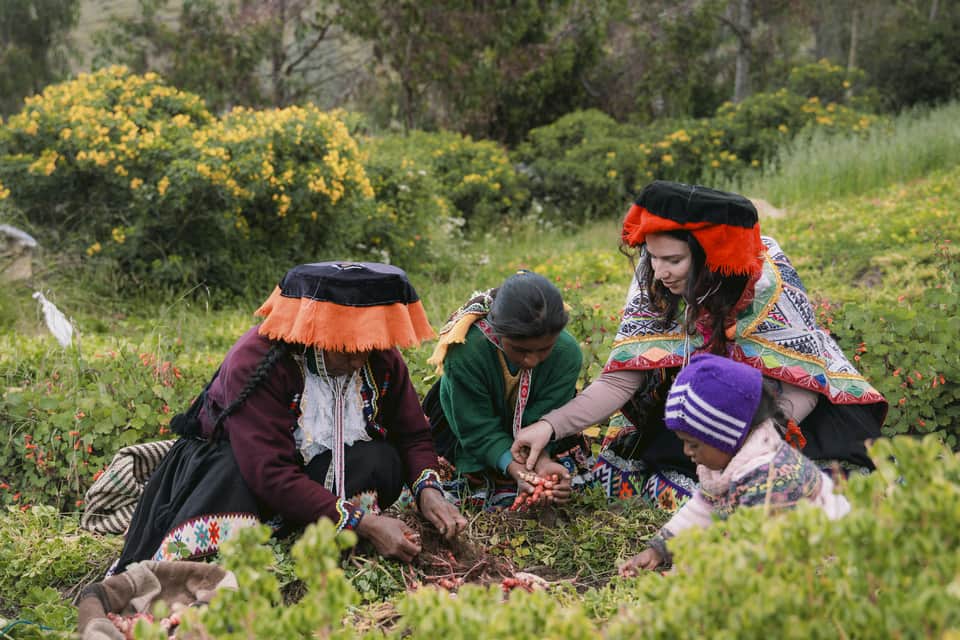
664 354 762 455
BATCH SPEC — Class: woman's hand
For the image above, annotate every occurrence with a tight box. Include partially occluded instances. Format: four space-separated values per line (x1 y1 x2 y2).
418 488 468 541
511 420 554 471
534 458 572 504
355 513 421 563
618 548 663 577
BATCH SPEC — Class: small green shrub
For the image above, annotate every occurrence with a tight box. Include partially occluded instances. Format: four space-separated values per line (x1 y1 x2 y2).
0 505 120 628
514 109 644 224
364 131 526 232
785 59 877 110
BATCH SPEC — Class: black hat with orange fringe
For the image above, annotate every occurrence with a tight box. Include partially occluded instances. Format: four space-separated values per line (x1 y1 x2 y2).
255 262 435 352
622 180 763 277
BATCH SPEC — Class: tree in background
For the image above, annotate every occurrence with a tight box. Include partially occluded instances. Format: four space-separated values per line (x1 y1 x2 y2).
0 0 80 116
92 0 369 113
859 0 960 111
338 0 609 144
596 0 732 122
93 0 271 112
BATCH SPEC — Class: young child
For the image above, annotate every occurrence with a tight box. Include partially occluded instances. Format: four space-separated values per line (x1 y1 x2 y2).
619 354 851 576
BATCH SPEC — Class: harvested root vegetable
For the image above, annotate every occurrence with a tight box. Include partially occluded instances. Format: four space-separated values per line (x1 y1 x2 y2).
508 473 561 511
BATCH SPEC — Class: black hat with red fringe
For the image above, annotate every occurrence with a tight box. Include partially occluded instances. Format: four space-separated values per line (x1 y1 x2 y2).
255 262 435 352
622 180 763 277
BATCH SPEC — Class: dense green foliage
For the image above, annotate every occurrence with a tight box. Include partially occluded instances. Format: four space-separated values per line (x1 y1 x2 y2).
4 436 955 637
516 61 879 224
0 506 120 633
860 3 960 111
337 0 609 143
0 0 80 116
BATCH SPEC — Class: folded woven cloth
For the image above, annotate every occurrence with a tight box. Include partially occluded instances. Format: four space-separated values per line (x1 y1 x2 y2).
81 440 176 535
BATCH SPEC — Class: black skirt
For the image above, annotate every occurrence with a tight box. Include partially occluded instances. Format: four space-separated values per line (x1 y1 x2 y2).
113 437 405 574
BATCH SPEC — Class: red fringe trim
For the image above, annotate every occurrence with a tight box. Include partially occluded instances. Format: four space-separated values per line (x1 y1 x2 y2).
622 204 763 277
255 287 435 351
785 419 807 450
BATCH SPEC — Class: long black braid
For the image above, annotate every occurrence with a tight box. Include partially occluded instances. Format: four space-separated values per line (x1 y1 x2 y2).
211 340 291 440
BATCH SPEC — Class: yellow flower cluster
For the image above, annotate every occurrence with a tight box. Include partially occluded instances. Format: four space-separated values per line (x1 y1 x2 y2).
0 181 10 200
28 150 60 176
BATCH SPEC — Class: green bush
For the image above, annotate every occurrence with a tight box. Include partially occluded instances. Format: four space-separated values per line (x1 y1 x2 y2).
514 76 879 225
364 131 526 232
0 334 205 510
827 242 960 447
0 67 438 297
514 109 646 225
785 59 877 110
0 505 120 628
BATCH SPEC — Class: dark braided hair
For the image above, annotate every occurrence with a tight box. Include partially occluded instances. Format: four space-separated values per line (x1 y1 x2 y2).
486 271 568 340
212 341 290 439
636 230 749 355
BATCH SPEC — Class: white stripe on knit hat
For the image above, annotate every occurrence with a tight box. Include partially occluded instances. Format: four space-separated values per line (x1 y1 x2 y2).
666 384 747 445
665 406 739 446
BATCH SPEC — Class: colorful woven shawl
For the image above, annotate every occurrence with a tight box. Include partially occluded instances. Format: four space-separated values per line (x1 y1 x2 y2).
604 236 886 407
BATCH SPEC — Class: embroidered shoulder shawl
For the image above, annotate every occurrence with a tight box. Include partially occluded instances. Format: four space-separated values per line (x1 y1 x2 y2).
604 236 886 407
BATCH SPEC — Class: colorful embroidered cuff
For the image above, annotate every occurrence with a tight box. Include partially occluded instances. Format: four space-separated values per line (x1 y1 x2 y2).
335 499 366 532
412 468 443 501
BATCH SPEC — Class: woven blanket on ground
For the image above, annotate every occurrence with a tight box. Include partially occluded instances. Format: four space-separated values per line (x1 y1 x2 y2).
77 560 237 640
605 236 886 408
81 440 176 535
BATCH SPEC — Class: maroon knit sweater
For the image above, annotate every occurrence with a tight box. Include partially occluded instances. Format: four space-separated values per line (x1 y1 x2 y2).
199 326 438 525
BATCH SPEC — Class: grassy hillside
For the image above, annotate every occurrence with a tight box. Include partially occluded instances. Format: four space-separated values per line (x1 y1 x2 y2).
2 102 959 636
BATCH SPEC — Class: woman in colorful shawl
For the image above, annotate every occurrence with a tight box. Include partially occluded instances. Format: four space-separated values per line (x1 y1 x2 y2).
423 271 590 510
512 181 886 512
113 262 466 573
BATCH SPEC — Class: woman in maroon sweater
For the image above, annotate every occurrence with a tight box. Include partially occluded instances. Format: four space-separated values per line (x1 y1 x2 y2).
114 262 466 572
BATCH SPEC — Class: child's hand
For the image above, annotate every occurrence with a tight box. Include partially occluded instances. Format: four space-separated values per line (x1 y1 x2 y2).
618 548 664 577
533 458 572 504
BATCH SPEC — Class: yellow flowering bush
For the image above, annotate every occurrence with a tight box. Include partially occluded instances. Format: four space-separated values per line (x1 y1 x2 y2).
0 66 209 235
516 73 879 223
0 67 405 294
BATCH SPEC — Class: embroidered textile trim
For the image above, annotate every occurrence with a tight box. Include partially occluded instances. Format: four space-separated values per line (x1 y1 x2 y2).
335 499 366 532
412 468 443 500
427 289 495 375
152 512 260 562
700 441 823 519
476 318 533 437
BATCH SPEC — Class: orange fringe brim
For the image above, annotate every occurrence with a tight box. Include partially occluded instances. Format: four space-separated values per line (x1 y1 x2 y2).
255 287 436 351
622 204 763 277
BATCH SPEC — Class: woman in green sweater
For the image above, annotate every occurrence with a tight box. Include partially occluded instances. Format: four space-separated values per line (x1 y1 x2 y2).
423 271 589 509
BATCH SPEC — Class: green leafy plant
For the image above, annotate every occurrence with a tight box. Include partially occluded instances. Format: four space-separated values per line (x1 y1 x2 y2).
0 505 120 630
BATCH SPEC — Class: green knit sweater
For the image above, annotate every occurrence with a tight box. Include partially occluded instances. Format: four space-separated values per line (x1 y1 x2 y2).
438 325 582 474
